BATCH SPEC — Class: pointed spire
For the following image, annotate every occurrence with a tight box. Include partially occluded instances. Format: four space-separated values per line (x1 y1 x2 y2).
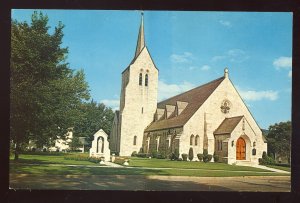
224 67 229 78
134 11 145 58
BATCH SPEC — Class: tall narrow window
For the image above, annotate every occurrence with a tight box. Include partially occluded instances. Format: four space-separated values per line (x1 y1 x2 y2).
139 73 142 86
156 136 160 152
190 135 194 146
145 74 148 86
133 136 137 145
195 135 199 146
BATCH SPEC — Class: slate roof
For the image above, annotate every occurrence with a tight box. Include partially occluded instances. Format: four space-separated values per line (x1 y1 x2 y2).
145 76 225 132
214 116 244 135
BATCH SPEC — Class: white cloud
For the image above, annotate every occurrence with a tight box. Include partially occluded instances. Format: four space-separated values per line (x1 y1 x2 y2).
211 49 249 63
201 65 211 71
219 20 232 27
237 87 278 101
273 57 292 69
158 80 195 101
211 55 226 62
100 99 119 111
288 70 292 78
170 52 194 63
189 65 211 71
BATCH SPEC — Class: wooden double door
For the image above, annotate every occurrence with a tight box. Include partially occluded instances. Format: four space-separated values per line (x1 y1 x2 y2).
236 137 246 160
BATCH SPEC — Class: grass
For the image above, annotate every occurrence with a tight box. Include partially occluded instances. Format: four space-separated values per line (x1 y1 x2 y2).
9 154 290 177
129 157 270 172
10 153 98 166
10 163 289 177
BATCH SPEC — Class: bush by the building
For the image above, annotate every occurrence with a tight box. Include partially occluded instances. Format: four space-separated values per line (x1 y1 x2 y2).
182 153 188 161
188 147 194 161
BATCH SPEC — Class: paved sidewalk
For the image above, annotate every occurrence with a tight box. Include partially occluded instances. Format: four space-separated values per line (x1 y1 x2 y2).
249 164 290 173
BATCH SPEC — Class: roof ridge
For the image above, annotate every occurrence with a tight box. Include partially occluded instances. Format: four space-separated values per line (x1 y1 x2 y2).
225 115 244 119
214 115 244 135
158 76 225 105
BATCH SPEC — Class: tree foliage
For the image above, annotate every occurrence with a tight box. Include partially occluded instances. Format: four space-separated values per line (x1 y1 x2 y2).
266 121 291 163
73 100 115 146
10 11 90 159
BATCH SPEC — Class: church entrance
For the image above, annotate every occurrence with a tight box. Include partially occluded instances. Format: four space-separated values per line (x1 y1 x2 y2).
236 137 246 160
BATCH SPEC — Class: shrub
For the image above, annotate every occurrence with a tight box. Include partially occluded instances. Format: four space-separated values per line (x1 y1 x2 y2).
188 148 194 161
174 149 179 160
197 154 203 162
203 149 212 163
151 150 158 158
177 158 183 161
88 156 102 163
169 153 176 160
203 154 212 163
182 153 188 161
156 153 166 159
207 155 213 162
131 151 138 157
114 157 130 165
213 153 219 162
262 151 267 159
259 151 275 165
136 153 147 158
170 149 180 161
64 154 103 163
203 149 208 156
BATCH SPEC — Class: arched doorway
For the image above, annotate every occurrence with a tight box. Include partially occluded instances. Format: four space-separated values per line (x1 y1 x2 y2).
236 137 246 160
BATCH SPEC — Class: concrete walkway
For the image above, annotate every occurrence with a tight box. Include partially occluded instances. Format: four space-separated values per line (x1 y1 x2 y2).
248 164 290 173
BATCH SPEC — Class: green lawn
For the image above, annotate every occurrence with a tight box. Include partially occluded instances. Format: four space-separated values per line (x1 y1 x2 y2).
10 153 97 166
129 157 269 172
9 154 290 177
10 163 289 177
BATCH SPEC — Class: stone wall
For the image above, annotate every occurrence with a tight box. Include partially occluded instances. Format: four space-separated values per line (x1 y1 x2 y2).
142 127 182 157
182 75 266 164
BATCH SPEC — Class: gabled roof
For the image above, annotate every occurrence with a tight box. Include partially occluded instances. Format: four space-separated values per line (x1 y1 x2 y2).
214 116 244 135
145 77 225 132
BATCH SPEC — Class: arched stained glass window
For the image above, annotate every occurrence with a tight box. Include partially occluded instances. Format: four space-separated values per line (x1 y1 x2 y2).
139 73 142 86
190 135 194 146
195 135 199 146
145 74 148 86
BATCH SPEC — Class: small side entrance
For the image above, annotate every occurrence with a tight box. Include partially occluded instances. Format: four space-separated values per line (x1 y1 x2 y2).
236 137 246 160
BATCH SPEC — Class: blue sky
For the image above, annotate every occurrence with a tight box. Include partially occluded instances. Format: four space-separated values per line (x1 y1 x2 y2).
12 10 292 129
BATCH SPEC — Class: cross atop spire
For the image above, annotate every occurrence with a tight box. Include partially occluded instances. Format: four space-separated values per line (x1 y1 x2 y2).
134 11 145 58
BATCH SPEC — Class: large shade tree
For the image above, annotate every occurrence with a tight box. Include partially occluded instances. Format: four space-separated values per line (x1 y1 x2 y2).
73 100 115 148
10 12 90 159
266 121 291 163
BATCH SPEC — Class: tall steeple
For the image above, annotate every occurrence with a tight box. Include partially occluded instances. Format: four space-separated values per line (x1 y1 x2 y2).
134 11 145 58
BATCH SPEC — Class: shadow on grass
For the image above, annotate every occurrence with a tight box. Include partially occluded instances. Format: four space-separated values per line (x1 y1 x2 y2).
9 173 233 191
10 158 59 165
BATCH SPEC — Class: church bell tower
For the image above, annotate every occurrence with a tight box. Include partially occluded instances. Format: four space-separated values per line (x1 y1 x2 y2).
118 12 159 156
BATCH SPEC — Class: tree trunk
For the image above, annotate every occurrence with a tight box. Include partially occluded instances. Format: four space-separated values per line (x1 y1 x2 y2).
14 140 20 161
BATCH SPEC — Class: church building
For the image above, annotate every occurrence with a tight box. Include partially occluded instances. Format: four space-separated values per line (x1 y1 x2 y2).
109 13 267 165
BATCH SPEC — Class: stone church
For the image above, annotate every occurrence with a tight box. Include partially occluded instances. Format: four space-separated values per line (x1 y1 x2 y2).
109 13 267 165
